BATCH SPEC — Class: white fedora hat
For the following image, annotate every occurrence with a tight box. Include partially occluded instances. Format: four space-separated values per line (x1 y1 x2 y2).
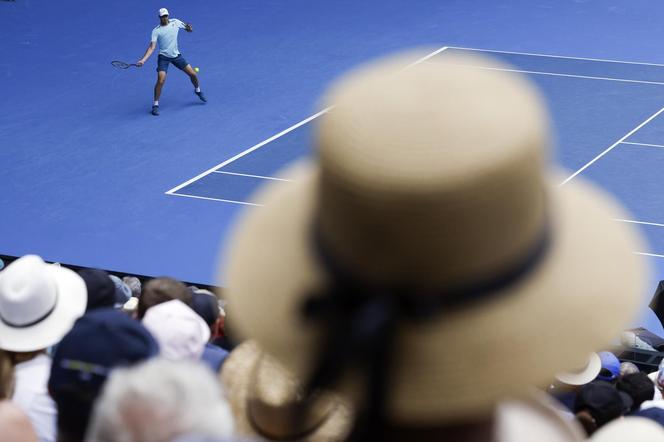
221 51 648 422
0 255 87 352
555 353 602 386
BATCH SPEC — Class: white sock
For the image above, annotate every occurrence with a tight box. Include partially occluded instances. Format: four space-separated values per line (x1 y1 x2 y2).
195 87 201 93
153 101 159 106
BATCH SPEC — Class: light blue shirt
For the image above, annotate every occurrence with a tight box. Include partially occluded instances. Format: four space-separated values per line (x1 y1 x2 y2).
151 18 186 58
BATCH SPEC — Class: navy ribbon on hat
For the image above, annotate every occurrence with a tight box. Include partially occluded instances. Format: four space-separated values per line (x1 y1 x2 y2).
301 222 551 438
0 291 58 329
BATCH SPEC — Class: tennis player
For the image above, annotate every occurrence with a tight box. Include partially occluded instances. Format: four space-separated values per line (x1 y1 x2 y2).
136 8 207 116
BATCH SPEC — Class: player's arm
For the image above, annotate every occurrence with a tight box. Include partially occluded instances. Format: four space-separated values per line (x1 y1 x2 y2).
177 19 193 32
136 41 156 67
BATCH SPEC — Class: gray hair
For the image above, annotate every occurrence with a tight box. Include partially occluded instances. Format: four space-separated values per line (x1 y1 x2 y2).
86 358 234 442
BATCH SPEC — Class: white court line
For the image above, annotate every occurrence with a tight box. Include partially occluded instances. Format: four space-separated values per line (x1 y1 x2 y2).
635 252 664 259
621 141 664 149
559 106 664 186
614 218 664 228
165 109 328 195
422 62 664 86
446 46 664 68
168 192 261 207
165 46 450 197
213 170 293 182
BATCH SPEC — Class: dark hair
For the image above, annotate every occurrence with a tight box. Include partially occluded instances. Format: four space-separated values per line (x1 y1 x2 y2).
617 371 653 411
136 277 192 319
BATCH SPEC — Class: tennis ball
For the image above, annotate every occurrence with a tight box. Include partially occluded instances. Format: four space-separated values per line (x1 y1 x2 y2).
194 67 200 73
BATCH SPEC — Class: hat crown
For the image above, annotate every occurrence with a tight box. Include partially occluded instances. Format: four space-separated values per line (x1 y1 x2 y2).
316 52 550 288
0 255 58 327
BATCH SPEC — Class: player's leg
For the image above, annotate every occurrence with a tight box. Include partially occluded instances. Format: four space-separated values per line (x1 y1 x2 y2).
154 71 167 101
152 56 170 116
183 64 199 89
176 55 206 102
152 71 167 115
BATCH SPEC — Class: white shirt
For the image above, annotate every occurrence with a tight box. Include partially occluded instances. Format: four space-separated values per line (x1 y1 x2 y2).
12 354 57 442
151 19 187 58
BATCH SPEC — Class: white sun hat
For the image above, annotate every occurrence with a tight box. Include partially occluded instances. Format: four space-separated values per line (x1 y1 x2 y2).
142 299 210 361
555 353 602 386
159 8 169 17
221 50 648 423
0 255 87 352
591 417 664 441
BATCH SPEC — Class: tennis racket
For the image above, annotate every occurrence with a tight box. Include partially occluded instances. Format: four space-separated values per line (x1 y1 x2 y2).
111 60 140 69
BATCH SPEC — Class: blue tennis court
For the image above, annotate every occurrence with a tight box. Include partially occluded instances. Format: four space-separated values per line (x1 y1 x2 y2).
3 0 664 332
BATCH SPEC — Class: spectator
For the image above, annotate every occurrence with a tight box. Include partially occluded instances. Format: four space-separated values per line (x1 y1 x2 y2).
219 51 646 440
122 276 142 298
108 275 132 309
574 381 632 435
136 277 191 319
86 359 234 441
78 269 125 312
616 372 654 412
619 362 640 377
0 401 39 442
0 255 87 442
142 299 209 361
48 308 158 442
597 352 621 383
221 340 352 440
191 290 230 372
0 350 14 399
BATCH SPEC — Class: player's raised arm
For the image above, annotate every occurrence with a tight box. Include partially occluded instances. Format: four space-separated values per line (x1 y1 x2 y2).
177 19 193 32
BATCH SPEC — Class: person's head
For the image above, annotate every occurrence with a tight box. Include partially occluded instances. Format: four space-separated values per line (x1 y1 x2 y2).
159 7 169 25
136 277 191 320
616 371 654 412
597 352 621 383
0 255 87 353
86 359 234 442
619 361 640 377
78 269 117 311
48 308 158 441
574 381 632 435
109 275 132 309
219 50 647 437
190 290 221 336
0 401 38 442
142 299 210 361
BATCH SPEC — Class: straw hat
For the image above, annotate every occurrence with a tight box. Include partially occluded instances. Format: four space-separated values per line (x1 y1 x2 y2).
221 51 647 423
0 255 87 352
220 340 352 441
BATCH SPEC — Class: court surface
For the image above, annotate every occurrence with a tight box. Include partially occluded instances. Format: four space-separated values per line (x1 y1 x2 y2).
3 0 664 333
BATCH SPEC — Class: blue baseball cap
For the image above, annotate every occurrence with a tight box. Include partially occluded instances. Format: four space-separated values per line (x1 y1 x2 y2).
49 308 158 437
597 351 621 382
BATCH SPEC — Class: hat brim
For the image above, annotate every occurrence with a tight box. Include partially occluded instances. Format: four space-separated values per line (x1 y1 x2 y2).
0 265 87 352
222 161 648 422
555 352 602 386
221 341 352 440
